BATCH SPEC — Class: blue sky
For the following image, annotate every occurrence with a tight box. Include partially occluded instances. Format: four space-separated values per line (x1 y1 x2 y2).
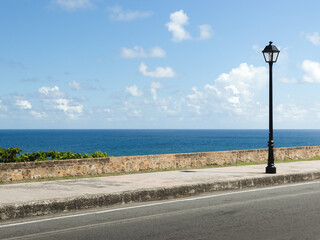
1 0 320 129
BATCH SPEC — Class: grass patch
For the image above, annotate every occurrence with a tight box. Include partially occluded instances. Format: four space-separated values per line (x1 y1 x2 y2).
276 156 320 163
1 157 320 185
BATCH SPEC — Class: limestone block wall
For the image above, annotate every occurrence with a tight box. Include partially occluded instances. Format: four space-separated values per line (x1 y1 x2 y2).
1 146 320 182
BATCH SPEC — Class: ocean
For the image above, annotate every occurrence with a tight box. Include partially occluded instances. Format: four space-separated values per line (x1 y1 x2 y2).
0 129 320 157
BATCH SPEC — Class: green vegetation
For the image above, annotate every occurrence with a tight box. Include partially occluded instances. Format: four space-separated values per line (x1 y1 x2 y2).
276 156 320 163
0 147 108 163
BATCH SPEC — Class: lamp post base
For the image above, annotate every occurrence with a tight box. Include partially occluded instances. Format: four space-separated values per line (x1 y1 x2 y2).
266 165 276 174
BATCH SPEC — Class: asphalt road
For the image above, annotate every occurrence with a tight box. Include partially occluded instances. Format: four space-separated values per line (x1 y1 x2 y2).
1 181 320 240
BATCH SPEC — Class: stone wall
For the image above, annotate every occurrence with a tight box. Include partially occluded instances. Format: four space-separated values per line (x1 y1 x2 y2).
1 146 320 182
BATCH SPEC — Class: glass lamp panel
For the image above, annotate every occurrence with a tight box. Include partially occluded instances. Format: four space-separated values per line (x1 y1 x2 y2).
272 52 279 62
263 52 272 62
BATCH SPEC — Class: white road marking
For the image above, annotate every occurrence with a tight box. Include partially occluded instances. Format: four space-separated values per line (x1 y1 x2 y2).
1 180 319 228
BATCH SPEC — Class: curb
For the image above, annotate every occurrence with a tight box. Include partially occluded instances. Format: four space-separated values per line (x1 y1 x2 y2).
1 171 320 221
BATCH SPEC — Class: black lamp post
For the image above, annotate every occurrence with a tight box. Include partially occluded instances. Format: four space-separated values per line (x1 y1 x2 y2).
262 41 280 174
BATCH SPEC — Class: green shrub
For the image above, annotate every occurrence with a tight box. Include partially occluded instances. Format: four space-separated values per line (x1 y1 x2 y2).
90 151 108 158
0 147 22 163
0 147 109 163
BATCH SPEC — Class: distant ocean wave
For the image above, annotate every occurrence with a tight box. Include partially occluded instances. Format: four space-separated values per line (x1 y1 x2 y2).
0 129 320 157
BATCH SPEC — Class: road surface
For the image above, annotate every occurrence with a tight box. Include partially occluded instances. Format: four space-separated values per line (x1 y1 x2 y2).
1 181 320 240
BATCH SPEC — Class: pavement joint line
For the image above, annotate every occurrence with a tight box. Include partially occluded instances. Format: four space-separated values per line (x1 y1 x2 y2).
1 176 320 227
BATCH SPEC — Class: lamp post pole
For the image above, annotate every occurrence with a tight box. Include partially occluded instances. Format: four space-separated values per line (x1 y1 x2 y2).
262 41 279 174
267 61 276 174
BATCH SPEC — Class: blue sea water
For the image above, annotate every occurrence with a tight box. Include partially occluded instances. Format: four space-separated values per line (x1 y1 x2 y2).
0 129 320 157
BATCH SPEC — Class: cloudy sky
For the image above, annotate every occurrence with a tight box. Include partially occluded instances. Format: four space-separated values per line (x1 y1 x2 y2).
1 0 320 129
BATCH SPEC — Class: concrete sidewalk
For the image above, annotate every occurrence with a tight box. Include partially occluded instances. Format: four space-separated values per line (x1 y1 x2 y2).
1 160 320 221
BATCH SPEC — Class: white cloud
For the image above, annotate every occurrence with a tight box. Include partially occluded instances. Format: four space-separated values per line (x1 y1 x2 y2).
199 24 213 40
30 111 47 119
252 44 261 52
214 63 267 100
186 87 205 115
306 32 320 46
166 10 212 42
125 85 143 97
166 10 191 42
68 81 82 90
129 109 141 117
68 81 95 91
123 101 142 117
150 47 166 58
225 85 240 94
52 0 94 11
38 86 83 118
302 60 320 83
278 77 297 84
139 62 177 78
0 99 7 112
102 63 271 125
187 87 204 101
150 82 162 100
276 104 308 121
54 98 83 119
201 63 267 115
108 5 152 21
160 103 180 116
216 63 267 90
187 103 201 115
204 84 221 96
121 46 166 58
121 47 144 58
310 104 320 120
39 86 61 97
15 99 32 109
228 96 240 105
